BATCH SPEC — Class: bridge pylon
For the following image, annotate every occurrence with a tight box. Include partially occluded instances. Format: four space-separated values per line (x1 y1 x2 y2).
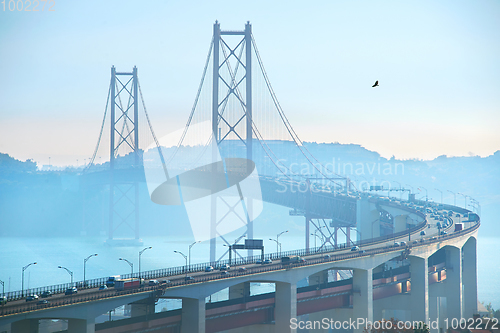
210 21 254 261
106 66 142 245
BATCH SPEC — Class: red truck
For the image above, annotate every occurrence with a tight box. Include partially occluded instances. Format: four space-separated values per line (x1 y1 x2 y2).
114 278 143 291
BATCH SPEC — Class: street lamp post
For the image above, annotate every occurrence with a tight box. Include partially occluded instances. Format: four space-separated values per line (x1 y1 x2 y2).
419 187 428 201
119 258 134 275
188 241 201 267
310 233 322 248
447 190 456 206
139 247 152 280
174 251 188 277
434 188 443 204
22 262 37 297
457 193 468 209
222 244 233 266
83 254 98 289
273 230 288 256
393 181 402 200
58 266 74 284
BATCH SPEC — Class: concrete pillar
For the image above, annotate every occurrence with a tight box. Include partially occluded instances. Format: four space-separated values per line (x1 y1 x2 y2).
130 301 156 317
68 318 95 333
229 282 251 299
11 319 39 333
394 215 407 233
462 238 477 318
275 282 297 333
309 270 328 286
410 256 429 322
352 268 373 333
182 297 205 333
357 198 381 241
445 246 462 320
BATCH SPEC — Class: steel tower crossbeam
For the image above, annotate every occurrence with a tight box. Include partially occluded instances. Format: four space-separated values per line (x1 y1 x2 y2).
108 66 141 243
210 21 253 262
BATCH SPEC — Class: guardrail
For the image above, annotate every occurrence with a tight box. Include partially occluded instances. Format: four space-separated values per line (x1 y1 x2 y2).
0 219 479 318
1 214 479 319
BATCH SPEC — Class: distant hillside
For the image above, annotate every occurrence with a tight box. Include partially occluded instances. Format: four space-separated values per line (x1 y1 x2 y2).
0 145 498 237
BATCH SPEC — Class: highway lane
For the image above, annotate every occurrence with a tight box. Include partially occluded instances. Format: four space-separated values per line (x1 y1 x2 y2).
1 201 475 317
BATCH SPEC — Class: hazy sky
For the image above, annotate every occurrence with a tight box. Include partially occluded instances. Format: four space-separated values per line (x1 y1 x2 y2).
1 0 499 166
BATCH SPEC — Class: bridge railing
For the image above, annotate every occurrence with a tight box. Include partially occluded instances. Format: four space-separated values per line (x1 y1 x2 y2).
1 220 479 317
2 215 475 303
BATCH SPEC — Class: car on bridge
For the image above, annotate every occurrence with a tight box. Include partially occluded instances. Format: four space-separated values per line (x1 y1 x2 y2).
219 264 230 271
350 246 360 251
148 280 159 286
262 259 273 265
0 296 7 305
205 266 214 272
41 291 52 298
26 295 39 302
65 287 78 295
185 276 194 281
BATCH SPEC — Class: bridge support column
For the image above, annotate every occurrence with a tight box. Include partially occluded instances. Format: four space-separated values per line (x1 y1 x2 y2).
130 299 156 317
445 246 462 320
11 319 39 333
309 270 328 286
352 268 373 333
68 318 95 333
356 198 380 240
229 282 251 299
394 215 407 233
462 238 477 318
275 282 297 333
409 256 429 322
181 297 205 333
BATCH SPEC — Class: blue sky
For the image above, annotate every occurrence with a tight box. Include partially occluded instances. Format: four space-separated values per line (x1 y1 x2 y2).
1 0 499 166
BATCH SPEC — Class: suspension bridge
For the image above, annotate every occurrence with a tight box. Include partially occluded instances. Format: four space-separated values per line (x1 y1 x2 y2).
0 21 480 333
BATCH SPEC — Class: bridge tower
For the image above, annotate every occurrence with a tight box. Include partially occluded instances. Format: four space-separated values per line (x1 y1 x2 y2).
107 66 142 245
210 21 253 261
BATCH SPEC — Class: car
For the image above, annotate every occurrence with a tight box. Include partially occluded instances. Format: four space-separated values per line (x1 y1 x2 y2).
392 242 400 247
440 231 447 236
412 240 419 244
38 299 50 305
299 258 307 262
65 287 78 295
420 238 426 243
420 231 426 236
159 280 170 285
255 260 262 264
41 291 52 298
205 266 214 272
221 271 229 276
184 276 194 281
359 250 366 254
219 264 230 271
324 254 331 259
262 259 272 265
238 267 247 272
99 285 108 290
0 296 7 305
430 237 437 241
26 295 39 302
148 280 159 286
350 246 360 251
399 241 407 247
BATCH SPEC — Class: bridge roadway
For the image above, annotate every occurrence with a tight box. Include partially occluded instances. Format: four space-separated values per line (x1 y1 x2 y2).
0 199 479 333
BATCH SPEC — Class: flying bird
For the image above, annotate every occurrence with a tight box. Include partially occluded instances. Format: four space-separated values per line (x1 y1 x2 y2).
372 80 379 87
